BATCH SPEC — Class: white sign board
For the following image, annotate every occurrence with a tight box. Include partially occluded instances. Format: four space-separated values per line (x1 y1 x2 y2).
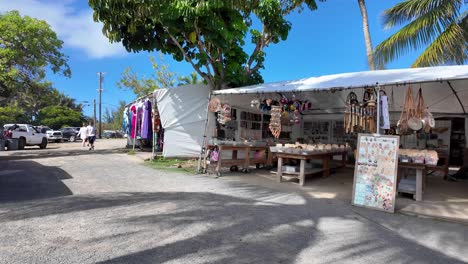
352 134 400 213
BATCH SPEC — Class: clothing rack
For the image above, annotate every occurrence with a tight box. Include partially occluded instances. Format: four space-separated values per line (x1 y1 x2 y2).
125 92 154 108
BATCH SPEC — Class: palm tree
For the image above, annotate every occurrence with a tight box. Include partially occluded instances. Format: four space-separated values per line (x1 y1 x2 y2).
358 0 376 70
374 0 468 68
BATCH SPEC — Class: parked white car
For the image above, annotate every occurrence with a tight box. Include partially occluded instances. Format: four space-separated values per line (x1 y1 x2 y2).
3 124 48 149
37 126 63 143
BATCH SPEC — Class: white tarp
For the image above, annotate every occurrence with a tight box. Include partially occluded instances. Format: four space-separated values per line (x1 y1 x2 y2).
213 65 468 115
154 84 209 157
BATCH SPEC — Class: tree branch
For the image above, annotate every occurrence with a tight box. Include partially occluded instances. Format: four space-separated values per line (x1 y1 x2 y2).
164 29 214 88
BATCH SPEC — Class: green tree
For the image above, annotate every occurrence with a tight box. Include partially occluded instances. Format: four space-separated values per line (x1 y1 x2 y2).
89 0 320 90
0 106 28 125
102 101 127 131
374 0 468 68
38 106 83 129
118 54 201 98
0 11 71 99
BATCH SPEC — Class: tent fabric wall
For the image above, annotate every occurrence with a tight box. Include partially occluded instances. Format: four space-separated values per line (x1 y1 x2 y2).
154 84 210 157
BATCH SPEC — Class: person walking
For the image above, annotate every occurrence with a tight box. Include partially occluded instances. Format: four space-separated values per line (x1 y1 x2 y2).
77 122 88 147
86 121 97 150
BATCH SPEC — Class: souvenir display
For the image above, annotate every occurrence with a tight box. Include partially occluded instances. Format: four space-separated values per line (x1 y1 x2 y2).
209 97 222 112
398 149 439 165
269 105 282 139
397 86 417 135
352 134 399 213
379 90 390 130
344 90 377 134
270 142 350 154
416 88 435 133
344 92 358 133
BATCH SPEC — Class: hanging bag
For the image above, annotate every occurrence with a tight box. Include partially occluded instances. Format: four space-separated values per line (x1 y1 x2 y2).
397 86 415 135
416 88 435 132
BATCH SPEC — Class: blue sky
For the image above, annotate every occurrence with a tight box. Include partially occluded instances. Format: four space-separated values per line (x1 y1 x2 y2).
0 0 450 116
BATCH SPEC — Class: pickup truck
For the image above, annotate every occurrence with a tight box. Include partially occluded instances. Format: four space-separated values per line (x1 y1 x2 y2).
36 126 63 143
3 124 48 149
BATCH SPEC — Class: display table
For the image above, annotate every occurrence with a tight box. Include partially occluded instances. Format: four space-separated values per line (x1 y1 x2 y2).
275 150 347 186
207 144 272 176
398 162 428 201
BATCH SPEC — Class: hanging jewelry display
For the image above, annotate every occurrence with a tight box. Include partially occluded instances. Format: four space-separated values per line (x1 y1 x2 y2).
269 105 282 138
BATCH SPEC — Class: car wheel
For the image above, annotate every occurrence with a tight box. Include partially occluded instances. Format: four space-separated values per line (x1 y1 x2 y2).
69 135 75 142
18 138 26 150
39 138 47 149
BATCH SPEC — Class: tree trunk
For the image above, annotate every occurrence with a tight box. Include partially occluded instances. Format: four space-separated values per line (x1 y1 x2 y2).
358 0 375 70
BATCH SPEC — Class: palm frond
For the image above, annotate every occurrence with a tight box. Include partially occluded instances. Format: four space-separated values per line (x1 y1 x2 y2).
375 0 464 68
382 0 462 29
412 22 467 67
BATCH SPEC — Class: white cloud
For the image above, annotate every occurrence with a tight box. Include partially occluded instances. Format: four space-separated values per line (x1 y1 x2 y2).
0 0 127 59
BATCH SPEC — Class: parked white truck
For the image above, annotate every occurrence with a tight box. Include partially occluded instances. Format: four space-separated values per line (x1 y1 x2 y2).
3 124 48 149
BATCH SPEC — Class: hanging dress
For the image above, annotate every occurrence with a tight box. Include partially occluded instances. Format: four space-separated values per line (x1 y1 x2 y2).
141 99 153 140
130 104 137 139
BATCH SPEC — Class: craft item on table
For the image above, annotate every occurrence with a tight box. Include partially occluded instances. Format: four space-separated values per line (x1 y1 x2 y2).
379 91 390 130
425 150 439 165
269 105 282 139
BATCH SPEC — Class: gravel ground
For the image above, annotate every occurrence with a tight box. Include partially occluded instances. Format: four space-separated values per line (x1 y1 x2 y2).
0 140 467 264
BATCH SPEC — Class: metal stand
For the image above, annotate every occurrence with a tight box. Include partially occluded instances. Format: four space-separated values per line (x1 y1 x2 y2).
197 92 213 173
376 85 381 135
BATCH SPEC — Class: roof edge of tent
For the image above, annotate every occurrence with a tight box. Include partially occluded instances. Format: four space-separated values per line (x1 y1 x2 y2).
212 65 468 95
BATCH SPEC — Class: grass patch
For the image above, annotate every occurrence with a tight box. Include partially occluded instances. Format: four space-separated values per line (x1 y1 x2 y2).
127 150 136 155
145 157 197 173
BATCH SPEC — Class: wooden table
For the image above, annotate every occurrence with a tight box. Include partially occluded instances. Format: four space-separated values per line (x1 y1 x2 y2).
207 144 273 176
275 150 347 186
398 162 427 201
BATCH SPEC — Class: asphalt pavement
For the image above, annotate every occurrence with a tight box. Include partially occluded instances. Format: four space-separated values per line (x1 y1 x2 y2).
0 139 467 264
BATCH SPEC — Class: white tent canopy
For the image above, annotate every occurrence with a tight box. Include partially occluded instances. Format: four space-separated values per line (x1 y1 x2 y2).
212 65 468 115
154 84 210 158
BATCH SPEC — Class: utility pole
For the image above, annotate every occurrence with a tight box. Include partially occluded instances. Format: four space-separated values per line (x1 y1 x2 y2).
93 99 96 130
98 72 104 139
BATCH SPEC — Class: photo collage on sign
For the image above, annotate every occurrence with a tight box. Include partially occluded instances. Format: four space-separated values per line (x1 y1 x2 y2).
354 135 398 212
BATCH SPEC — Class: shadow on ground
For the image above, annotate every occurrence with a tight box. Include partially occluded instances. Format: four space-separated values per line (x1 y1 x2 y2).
0 160 73 202
0 148 127 161
0 187 464 263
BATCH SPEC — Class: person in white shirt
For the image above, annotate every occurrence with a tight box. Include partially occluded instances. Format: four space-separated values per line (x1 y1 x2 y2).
77 122 88 147
86 121 97 150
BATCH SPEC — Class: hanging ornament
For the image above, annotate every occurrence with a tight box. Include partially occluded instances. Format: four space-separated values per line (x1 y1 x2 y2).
209 97 222 112
269 105 282 139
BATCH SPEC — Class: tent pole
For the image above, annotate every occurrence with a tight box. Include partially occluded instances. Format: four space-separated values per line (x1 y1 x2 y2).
133 107 138 151
447 81 466 114
376 85 380 135
197 92 213 173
